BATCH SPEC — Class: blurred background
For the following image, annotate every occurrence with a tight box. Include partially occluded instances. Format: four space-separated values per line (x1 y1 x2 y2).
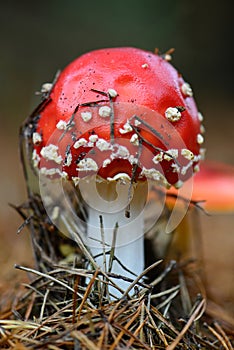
0 0 234 313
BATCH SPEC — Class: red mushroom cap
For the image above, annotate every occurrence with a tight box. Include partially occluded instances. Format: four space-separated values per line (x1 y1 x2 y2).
31 47 204 187
162 160 234 213
188 161 234 212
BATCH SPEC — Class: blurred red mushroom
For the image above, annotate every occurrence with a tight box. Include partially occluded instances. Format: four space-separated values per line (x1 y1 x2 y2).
163 160 234 314
165 160 234 213
189 160 234 213
147 160 234 259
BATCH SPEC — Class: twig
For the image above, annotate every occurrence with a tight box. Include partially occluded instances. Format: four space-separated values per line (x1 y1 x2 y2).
140 260 176 296
108 223 118 273
14 264 94 308
166 298 206 350
122 260 162 297
99 215 107 274
206 322 233 350
213 322 234 350
156 289 180 310
17 215 34 234
39 288 50 322
78 269 99 321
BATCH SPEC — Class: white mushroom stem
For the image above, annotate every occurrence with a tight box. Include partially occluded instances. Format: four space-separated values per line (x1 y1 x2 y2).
80 178 148 297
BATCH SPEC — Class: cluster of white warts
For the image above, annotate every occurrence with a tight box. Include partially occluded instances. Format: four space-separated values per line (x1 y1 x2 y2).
32 85 205 189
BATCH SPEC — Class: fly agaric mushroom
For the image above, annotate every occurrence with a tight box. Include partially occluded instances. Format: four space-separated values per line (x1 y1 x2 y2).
26 47 205 293
187 160 234 213
164 160 234 213
147 160 234 261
